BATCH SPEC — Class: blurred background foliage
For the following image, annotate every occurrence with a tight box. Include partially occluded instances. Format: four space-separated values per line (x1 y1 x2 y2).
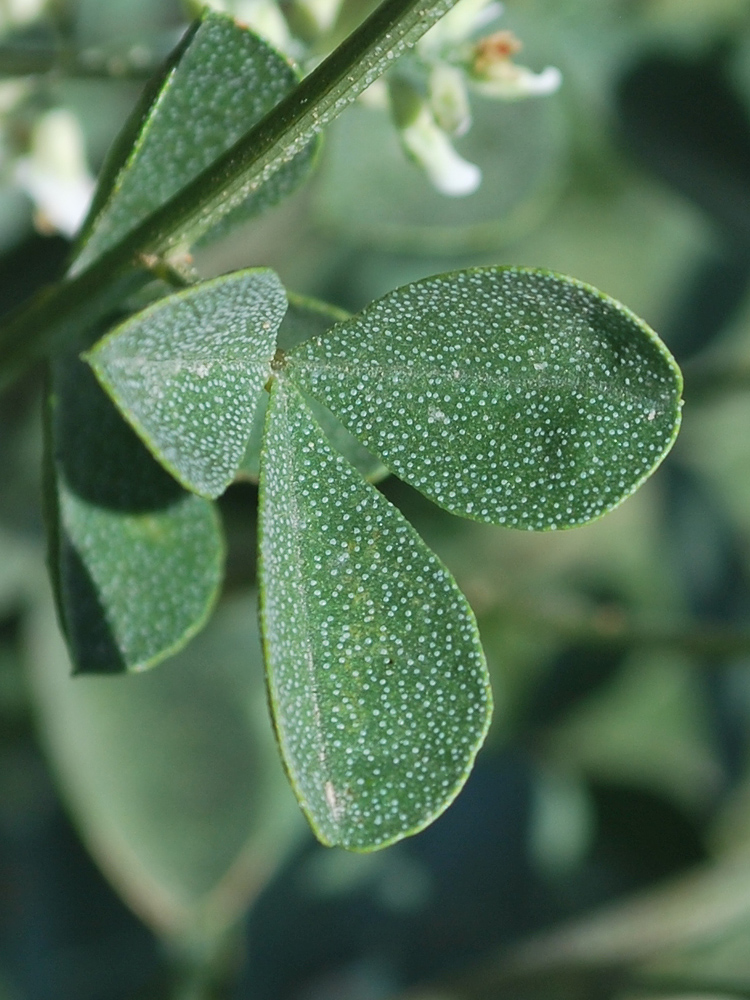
4 0 750 997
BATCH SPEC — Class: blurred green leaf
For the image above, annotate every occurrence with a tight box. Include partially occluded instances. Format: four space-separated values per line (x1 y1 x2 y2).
87 269 287 498
314 94 566 253
642 913 750 993
27 590 303 940
0 527 40 616
258 379 492 851
492 856 750 999
238 292 387 483
46 355 224 673
544 649 719 813
288 267 683 528
73 12 318 272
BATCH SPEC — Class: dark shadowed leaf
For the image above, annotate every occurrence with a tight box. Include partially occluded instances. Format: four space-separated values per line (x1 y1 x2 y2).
46 355 223 674
288 267 683 529
258 378 492 851
87 269 286 498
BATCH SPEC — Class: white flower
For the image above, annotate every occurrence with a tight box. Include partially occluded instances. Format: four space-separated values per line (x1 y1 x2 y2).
14 109 95 237
386 2 562 198
471 62 562 99
429 63 472 137
399 103 481 197
467 30 562 99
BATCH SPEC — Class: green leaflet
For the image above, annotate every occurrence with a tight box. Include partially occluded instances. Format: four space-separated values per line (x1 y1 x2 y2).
46 355 223 673
238 292 388 483
73 12 318 272
87 269 287 499
28 590 302 939
258 378 492 851
288 267 683 529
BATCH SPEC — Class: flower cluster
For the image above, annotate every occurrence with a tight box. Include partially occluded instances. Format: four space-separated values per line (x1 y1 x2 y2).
200 0 561 198
393 0 562 196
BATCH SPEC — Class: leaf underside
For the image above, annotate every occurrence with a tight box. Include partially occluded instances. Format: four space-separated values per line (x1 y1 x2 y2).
288 267 683 529
259 379 492 852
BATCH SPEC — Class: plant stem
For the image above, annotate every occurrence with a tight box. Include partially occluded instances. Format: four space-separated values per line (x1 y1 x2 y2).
0 0 459 389
482 597 750 661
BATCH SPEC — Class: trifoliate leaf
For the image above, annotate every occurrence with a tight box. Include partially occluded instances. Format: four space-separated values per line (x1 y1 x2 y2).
288 267 683 529
258 378 492 851
87 269 287 498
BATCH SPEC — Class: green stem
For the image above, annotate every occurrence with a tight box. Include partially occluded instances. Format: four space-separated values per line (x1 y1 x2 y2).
163 925 242 1000
0 0 459 388
482 598 750 661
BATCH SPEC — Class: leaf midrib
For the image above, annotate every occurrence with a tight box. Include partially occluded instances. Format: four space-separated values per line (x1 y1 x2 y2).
99 357 274 372
274 382 339 841
290 359 675 409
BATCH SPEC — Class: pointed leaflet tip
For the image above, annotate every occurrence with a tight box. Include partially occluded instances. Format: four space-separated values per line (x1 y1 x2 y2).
87 268 287 499
258 378 492 851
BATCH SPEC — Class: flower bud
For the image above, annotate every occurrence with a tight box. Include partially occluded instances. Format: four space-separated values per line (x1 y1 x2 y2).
468 30 562 99
399 105 481 197
429 63 472 137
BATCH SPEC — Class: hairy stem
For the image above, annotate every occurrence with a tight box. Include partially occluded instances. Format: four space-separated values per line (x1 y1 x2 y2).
0 0 458 388
480 597 750 661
